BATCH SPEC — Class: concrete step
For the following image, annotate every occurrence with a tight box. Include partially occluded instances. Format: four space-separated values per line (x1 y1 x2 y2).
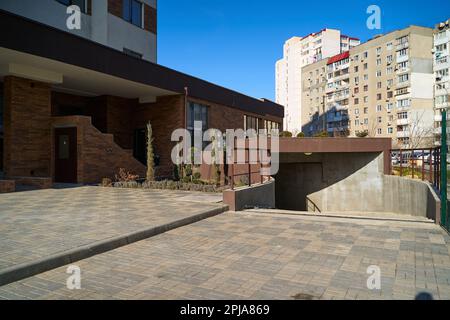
245 208 435 224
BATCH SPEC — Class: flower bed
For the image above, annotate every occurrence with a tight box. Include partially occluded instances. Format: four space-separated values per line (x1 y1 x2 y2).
109 180 226 193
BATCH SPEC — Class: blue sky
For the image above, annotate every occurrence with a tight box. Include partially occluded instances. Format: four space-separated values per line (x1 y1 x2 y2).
158 0 450 101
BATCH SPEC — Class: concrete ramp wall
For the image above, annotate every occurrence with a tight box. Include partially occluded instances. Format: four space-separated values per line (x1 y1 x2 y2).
307 156 441 222
223 181 275 211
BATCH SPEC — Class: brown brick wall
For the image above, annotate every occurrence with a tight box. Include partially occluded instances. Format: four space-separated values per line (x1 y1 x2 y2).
3 76 51 178
105 96 137 150
144 4 157 34
52 116 145 184
133 95 185 178
108 0 123 18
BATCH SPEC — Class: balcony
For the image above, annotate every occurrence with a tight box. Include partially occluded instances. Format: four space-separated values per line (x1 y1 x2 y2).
396 54 409 63
397 131 410 138
434 35 449 47
397 118 409 126
396 42 409 51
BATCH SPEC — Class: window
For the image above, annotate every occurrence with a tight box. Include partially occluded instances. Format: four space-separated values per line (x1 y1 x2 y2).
364 63 368 70
355 108 360 115
355 119 360 126
387 66 393 75
354 66 359 73
398 61 409 71
387 127 393 134
354 77 359 85
376 58 382 66
264 120 280 134
364 118 369 125
354 87 359 94
398 48 408 57
387 55 393 63
387 91 393 98
398 73 409 83
56 0 87 13
187 102 208 147
377 128 382 135
354 98 359 105
387 42 393 50
364 107 368 114
376 70 382 77
377 117 382 124
387 79 394 87
123 0 143 28
363 52 368 59
377 93 382 100
388 115 394 122
398 111 408 119
397 99 411 108
396 87 408 96
387 103 393 111
364 96 369 103
364 74 369 81
376 47 382 55
377 82 382 89
244 115 259 131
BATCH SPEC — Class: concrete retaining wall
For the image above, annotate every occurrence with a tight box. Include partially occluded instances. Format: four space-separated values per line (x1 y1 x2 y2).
307 156 441 222
223 181 275 211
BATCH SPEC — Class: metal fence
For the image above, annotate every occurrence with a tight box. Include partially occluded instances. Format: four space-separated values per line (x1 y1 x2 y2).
390 147 441 190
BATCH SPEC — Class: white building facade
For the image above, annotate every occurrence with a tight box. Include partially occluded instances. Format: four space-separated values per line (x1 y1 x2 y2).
275 29 359 133
0 0 157 63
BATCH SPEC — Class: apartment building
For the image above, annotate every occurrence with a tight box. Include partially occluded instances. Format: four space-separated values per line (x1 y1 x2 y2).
0 8 283 187
433 19 450 146
0 0 157 62
275 29 359 133
302 25 435 149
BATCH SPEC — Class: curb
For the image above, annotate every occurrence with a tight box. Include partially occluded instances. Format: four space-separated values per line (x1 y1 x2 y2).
0 205 228 287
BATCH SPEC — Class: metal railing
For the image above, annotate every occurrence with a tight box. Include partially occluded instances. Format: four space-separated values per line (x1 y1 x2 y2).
228 146 271 190
390 147 441 190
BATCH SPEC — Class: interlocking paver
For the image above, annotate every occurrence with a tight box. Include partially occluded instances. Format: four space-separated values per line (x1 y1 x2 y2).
1 210 450 300
0 186 225 272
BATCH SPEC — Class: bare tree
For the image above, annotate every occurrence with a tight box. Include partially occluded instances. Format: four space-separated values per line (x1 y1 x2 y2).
404 110 435 149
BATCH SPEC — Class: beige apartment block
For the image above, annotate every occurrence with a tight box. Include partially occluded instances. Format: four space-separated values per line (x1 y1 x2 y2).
276 29 360 134
302 25 435 149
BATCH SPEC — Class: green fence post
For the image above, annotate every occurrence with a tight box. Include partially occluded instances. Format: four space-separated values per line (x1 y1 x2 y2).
441 109 447 228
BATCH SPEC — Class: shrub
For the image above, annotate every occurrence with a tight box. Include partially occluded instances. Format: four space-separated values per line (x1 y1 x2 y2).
313 131 329 138
115 168 139 182
101 178 112 187
356 130 369 138
173 165 180 181
193 172 202 181
297 132 305 138
146 122 155 181
280 131 293 138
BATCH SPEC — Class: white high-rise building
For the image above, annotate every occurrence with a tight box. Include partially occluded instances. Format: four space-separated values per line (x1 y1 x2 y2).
275 29 360 133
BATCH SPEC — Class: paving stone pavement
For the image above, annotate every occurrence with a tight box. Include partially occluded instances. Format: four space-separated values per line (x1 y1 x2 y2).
0 186 225 272
1 211 449 300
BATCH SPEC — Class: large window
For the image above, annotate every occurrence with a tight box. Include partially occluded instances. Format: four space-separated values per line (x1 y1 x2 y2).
56 0 86 13
244 115 259 131
123 0 143 28
187 102 209 147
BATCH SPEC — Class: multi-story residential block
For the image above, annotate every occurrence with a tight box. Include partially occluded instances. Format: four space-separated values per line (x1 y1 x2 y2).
0 0 157 62
433 19 450 146
275 29 359 133
302 25 435 149
0 8 283 186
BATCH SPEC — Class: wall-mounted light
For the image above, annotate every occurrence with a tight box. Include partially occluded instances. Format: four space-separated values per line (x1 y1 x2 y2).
304 152 313 156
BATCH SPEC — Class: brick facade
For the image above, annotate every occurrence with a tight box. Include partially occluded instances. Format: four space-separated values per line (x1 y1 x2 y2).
144 4 157 34
107 0 122 18
133 95 185 178
3 76 51 178
52 116 145 184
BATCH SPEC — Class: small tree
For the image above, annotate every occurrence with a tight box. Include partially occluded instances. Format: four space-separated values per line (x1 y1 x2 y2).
146 122 155 181
356 130 369 138
314 131 329 138
297 132 305 138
